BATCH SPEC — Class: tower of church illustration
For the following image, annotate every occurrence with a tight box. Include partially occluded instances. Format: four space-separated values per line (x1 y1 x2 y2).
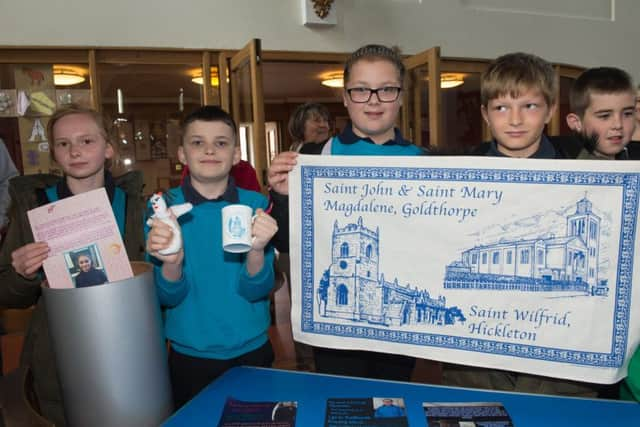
320 217 464 326
444 196 607 295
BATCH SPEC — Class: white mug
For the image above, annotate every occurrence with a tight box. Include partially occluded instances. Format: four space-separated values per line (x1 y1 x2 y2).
221 204 254 253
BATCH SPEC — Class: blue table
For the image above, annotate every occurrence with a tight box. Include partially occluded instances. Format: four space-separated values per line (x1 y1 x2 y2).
163 366 640 426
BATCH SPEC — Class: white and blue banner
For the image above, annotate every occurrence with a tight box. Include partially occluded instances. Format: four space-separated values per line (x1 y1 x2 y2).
289 155 640 384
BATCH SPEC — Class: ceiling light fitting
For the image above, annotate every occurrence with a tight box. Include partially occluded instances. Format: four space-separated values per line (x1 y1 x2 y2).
192 68 220 87
439 73 465 89
321 72 344 88
53 66 86 86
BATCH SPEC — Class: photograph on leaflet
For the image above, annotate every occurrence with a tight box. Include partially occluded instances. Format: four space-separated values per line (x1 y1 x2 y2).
27 187 133 288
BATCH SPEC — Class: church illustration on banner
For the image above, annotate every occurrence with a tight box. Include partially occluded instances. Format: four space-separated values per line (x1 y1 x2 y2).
318 217 465 327
444 196 608 296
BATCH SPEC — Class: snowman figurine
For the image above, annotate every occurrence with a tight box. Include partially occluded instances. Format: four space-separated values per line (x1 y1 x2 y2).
147 192 193 255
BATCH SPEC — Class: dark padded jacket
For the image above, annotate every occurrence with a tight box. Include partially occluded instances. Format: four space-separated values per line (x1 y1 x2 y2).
0 171 144 426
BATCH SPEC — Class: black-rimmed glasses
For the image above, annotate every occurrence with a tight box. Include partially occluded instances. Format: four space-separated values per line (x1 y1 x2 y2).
346 86 402 103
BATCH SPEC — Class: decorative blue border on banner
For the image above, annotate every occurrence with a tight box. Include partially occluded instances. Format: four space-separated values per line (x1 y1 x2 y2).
299 166 639 367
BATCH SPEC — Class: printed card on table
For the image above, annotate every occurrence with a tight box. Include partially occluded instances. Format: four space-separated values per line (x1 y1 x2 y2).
423 402 513 427
325 397 408 427
289 155 640 384
217 397 297 427
27 188 133 289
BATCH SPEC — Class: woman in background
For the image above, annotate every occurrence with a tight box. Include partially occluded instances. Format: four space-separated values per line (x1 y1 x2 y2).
287 102 331 154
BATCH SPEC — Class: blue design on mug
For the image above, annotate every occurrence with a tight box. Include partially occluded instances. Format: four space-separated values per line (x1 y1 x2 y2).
228 215 246 238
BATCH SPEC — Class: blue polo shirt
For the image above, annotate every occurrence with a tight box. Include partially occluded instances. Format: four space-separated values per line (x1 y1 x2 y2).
375 404 405 418
148 177 275 360
327 123 425 156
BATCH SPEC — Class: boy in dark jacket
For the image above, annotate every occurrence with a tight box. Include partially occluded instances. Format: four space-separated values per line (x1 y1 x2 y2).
565 67 638 160
443 53 602 397
474 52 565 160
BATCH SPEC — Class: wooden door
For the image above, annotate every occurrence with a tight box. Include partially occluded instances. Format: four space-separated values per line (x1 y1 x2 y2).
401 47 442 149
229 39 267 189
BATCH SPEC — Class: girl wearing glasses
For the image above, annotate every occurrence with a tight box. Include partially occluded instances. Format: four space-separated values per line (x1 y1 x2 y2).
267 45 426 382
